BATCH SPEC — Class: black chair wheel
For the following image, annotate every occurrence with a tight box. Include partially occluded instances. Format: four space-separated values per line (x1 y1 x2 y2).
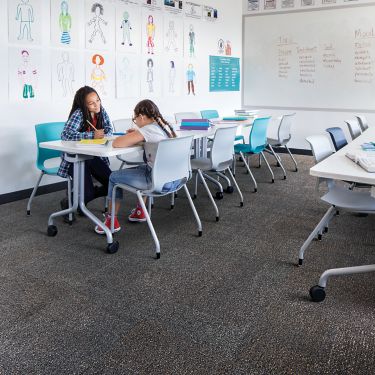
106 240 119 254
193 194 197 199
298 258 303 266
317 233 322 241
271 179 275 183
174 192 178 198
198 230 202 237
240 202 244 207
283 176 287 180
295 168 298 172
27 210 30 216
151 204 154 209
216 216 219 222
254 188 257 193
226 186 234 194
310 285 326 302
47 225 58 237
215 192 224 200
324 227 328 233
155 252 161 259
170 205 174 210
276 162 280 167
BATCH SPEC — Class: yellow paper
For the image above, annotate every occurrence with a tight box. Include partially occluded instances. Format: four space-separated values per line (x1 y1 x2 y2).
78 139 108 146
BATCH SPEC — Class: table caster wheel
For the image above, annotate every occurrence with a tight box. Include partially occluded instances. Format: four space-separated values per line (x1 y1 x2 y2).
215 192 223 200
310 285 326 302
107 241 119 254
226 186 234 194
47 225 58 237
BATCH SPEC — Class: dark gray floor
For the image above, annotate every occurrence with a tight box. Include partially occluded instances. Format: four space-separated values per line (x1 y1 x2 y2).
1 154 375 374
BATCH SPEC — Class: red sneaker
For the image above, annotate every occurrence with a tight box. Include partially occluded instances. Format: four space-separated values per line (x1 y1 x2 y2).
128 206 147 222
95 215 121 234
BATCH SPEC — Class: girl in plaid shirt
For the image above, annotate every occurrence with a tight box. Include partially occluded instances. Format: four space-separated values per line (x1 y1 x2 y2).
58 86 113 210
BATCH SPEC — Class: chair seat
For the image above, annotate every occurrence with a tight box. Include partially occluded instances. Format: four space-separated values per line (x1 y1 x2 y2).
234 143 264 154
117 151 144 165
191 157 232 172
267 137 285 147
235 135 244 142
322 185 375 211
42 166 59 175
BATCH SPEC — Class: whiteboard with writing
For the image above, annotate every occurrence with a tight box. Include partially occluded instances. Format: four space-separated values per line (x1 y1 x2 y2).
243 6 375 111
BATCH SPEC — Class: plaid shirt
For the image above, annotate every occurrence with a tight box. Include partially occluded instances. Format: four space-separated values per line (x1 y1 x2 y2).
57 107 113 178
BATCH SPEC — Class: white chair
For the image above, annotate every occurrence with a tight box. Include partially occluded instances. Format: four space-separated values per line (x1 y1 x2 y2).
355 115 369 132
345 119 362 140
174 112 201 124
112 118 144 169
191 126 243 221
110 135 202 259
299 134 375 302
267 113 297 174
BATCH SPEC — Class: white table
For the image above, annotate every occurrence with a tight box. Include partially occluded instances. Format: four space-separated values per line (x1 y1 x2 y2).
306 128 375 301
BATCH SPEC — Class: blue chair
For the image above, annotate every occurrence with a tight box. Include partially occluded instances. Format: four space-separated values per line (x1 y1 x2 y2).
27 122 72 217
326 127 348 151
234 117 273 192
201 109 245 143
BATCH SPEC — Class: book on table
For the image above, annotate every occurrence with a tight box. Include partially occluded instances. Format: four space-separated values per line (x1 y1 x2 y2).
180 118 210 130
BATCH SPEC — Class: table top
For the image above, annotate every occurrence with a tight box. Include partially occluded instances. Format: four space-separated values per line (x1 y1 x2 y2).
310 127 375 185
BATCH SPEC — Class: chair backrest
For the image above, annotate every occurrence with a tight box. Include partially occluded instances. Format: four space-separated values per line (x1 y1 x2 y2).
248 117 271 152
200 110 219 120
151 135 194 193
355 115 369 132
345 119 362 140
174 112 201 123
35 122 65 169
112 118 134 132
305 135 334 163
326 127 348 151
210 126 238 170
277 113 296 144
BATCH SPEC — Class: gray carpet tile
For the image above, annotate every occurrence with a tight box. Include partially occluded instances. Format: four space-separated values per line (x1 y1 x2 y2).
1 153 375 374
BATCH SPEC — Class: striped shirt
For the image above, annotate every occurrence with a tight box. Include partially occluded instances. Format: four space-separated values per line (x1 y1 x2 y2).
57 107 113 178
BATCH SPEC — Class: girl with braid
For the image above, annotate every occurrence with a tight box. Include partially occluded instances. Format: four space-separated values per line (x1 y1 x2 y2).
95 99 179 234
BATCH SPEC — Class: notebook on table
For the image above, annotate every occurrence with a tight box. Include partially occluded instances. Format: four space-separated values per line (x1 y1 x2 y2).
77 139 109 146
346 150 375 172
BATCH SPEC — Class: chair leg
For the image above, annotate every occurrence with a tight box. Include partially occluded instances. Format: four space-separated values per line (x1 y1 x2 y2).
194 171 199 198
198 169 220 221
269 144 286 180
148 196 152 218
170 192 175 209
240 152 257 193
260 152 275 183
183 184 202 236
226 167 243 207
258 153 261 168
67 177 73 222
298 206 336 265
136 191 160 259
202 172 223 192
285 145 298 172
216 171 231 189
27 171 45 215
232 155 236 176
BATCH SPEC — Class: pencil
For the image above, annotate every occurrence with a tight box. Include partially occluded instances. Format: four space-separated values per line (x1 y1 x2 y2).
86 119 97 131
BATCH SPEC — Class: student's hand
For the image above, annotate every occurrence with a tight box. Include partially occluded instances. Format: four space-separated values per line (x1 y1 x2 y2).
94 129 105 139
127 128 136 133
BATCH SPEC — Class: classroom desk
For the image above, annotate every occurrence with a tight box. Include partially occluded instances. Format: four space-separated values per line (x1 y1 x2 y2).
306 127 375 301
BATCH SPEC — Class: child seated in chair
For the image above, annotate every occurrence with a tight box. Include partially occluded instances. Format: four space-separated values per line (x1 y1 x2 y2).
95 99 178 234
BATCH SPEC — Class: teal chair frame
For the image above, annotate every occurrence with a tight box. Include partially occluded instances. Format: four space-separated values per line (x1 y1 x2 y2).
27 122 72 218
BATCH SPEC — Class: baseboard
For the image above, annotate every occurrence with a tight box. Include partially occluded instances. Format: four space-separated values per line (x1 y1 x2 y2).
0 182 66 205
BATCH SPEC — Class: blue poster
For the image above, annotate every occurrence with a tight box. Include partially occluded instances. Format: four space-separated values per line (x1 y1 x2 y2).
209 56 240 92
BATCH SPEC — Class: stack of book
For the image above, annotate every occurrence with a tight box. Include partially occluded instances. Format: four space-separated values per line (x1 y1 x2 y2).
234 109 258 117
180 118 210 130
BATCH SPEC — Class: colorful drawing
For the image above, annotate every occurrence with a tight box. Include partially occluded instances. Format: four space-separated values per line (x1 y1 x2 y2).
16 0 34 42
146 15 155 54
120 11 132 46
218 38 225 54
59 1 72 44
18 50 37 98
91 54 106 95
169 60 176 93
225 40 232 56
186 63 195 95
188 24 195 58
165 20 177 52
57 52 74 96
88 3 108 44
147 58 154 92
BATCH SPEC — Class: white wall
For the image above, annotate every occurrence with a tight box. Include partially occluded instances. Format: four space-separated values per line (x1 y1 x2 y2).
0 0 242 196
242 0 375 150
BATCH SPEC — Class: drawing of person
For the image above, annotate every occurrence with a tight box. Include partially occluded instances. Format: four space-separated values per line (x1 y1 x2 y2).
119 57 133 91
225 40 232 56
91 54 106 95
18 50 37 99
120 11 132 46
165 20 177 52
146 15 155 54
87 3 107 44
59 1 72 45
218 38 225 54
188 24 195 58
16 0 34 42
186 63 195 95
169 60 176 93
57 52 74 97
146 58 154 93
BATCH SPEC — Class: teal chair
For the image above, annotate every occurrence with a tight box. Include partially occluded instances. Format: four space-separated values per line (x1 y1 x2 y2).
201 109 245 143
234 117 274 192
27 122 72 217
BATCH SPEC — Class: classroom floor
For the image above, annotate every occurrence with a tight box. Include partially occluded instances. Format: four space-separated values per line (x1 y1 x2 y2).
1 154 375 374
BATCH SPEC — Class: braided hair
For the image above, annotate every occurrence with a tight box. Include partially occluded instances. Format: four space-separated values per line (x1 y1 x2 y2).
69 86 103 132
134 99 177 138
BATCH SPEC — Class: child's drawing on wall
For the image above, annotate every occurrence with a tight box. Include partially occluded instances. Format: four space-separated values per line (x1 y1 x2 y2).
88 2 107 44
16 0 34 42
57 51 74 96
91 53 106 95
169 60 176 93
225 40 232 56
59 1 72 44
188 24 195 58
146 15 155 54
18 49 37 99
120 11 132 46
186 63 195 95
147 58 154 93
165 20 177 52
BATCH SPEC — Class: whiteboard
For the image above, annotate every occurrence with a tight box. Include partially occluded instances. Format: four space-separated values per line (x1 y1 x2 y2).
243 6 375 111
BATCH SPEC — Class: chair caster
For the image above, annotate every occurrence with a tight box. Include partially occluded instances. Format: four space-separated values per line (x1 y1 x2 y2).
216 216 219 222
271 178 275 183
106 241 119 254
215 192 224 200
155 252 160 259
193 194 197 199
198 230 202 237
298 258 303 266
27 210 30 216
240 202 244 207
174 192 178 198
226 186 234 194
170 205 174 210
317 233 322 241
151 204 154 209
295 168 298 172
310 285 326 302
276 162 280 167
283 176 286 180
47 225 58 237
253 188 257 193
324 226 328 233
